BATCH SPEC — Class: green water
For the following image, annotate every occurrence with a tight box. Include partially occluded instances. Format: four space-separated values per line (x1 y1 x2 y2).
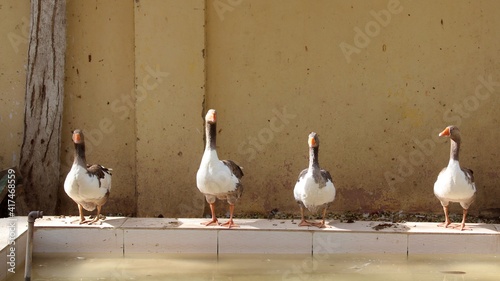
6 253 499 281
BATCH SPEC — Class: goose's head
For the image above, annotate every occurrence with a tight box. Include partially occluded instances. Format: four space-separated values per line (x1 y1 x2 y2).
439 125 460 139
205 109 217 124
308 132 319 148
438 125 461 141
72 129 85 144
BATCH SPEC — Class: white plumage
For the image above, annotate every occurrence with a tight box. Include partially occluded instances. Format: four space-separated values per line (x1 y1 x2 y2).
433 125 476 231
293 132 336 228
434 160 476 204
197 150 240 196
196 109 243 228
64 129 112 224
65 164 111 211
294 170 336 214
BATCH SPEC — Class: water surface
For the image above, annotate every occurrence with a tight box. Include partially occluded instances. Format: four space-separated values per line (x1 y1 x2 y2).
7 253 499 281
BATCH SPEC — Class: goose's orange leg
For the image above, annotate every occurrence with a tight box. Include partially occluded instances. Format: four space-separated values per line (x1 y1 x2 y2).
313 207 330 228
221 204 239 228
203 202 220 226
298 205 314 227
78 204 86 224
451 208 472 231
437 205 452 228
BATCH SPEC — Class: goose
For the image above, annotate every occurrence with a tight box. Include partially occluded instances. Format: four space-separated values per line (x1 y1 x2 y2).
293 132 336 228
196 109 244 228
434 125 476 231
64 129 112 224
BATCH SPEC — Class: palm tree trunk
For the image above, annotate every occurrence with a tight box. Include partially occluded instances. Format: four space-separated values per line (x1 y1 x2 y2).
18 0 66 215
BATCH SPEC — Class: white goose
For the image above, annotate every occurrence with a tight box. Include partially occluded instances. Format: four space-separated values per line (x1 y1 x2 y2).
196 109 244 228
64 129 112 224
293 132 336 228
434 125 476 231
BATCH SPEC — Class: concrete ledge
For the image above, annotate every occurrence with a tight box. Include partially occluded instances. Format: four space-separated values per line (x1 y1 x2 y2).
314 232 408 254
33 228 124 256
124 229 217 255
2 217 499 259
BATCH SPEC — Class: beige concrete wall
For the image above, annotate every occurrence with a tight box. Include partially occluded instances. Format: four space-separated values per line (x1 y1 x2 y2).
58 0 137 216
205 0 500 216
0 0 29 170
134 0 205 217
1 0 499 218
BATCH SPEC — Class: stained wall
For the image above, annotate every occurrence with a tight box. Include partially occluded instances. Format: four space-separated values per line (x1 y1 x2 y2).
1 0 499 218
0 0 30 170
205 0 500 217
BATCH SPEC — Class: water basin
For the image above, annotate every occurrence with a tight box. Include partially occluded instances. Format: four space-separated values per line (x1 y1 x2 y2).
2 217 499 280
6 253 500 280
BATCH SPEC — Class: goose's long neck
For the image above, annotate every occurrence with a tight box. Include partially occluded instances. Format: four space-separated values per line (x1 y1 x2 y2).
449 136 460 163
74 143 87 167
205 122 217 151
308 146 320 170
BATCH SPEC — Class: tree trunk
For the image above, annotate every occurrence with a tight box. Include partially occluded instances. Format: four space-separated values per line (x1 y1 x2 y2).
18 0 66 215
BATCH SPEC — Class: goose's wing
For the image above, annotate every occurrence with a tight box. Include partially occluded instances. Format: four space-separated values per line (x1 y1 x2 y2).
294 168 308 203
320 169 333 182
460 167 476 209
461 167 474 185
222 160 244 180
86 164 112 187
296 169 308 182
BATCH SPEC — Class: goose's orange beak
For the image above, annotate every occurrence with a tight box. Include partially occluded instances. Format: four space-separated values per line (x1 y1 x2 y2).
308 136 316 147
206 110 216 123
73 132 81 143
439 127 450 137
